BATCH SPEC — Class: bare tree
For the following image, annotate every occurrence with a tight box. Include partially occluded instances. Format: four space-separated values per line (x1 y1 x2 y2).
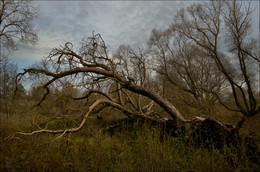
172 0 259 131
0 0 37 118
0 55 17 118
0 0 38 51
0 55 27 119
148 28 228 117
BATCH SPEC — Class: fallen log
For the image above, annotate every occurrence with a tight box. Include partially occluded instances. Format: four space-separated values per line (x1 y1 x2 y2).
186 117 238 149
104 115 238 149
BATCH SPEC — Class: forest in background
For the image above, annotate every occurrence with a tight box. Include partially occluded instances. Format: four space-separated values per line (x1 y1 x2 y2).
0 0 259 171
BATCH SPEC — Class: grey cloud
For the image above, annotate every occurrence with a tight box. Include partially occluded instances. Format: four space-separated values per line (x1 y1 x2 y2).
12 0 258 66
34 1 191 51
35 1 91 42
102 1 190 49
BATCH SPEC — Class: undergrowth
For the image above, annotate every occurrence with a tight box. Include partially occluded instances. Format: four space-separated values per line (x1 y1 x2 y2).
0 116 259 172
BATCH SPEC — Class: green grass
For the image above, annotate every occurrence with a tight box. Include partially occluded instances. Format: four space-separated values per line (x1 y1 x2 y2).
0 114 259 172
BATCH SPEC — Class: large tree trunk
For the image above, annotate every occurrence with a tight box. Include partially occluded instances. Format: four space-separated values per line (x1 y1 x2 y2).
125 82 186 122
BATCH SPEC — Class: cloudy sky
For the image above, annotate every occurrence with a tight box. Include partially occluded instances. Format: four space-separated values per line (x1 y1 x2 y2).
10 1 259 71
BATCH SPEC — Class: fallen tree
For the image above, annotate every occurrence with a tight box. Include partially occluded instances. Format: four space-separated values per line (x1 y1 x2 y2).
11 33 245 149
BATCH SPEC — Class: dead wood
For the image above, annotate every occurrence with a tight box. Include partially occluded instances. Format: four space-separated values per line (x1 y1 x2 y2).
103 115 239 149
